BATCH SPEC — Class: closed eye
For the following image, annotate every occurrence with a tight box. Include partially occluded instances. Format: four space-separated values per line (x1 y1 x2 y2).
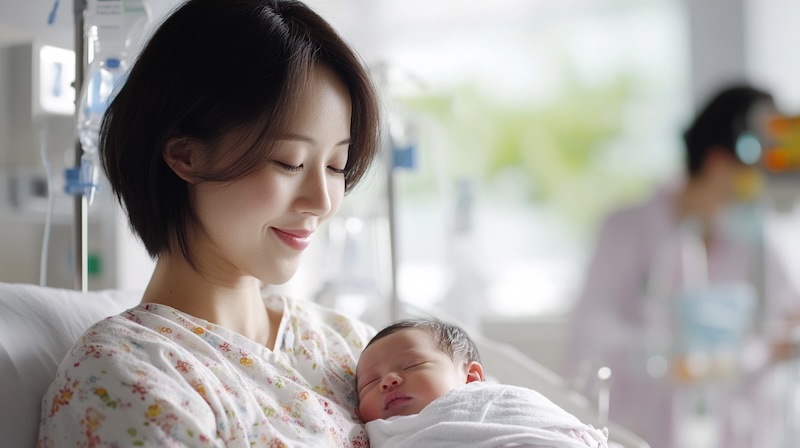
358 377 378 394
328 166 346 175
404 362 427 370
274 161 302 173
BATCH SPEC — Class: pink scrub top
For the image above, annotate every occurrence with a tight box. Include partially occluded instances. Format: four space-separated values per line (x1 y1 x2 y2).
565 179 800 448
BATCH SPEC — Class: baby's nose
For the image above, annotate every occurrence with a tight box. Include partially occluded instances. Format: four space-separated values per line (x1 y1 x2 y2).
380 373 402 391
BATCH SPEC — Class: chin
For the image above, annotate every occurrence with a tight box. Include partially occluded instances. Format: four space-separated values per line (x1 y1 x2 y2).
259 261 302 286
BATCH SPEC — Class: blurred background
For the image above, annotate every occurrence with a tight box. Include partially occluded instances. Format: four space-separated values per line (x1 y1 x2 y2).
1 1 800 445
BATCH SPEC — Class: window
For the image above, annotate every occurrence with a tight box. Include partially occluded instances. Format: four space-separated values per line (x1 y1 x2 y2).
378 0 692 318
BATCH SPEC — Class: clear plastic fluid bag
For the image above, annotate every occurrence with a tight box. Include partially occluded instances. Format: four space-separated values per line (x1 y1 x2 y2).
72 0 150 202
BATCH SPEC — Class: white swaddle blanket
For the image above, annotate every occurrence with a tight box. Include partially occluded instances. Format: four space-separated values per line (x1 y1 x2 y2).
365 382 609 448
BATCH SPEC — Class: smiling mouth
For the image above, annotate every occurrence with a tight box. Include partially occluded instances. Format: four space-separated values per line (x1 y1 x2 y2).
271 228 312 250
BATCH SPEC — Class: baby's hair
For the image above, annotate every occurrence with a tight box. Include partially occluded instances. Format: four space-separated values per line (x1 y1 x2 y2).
367 318 482 365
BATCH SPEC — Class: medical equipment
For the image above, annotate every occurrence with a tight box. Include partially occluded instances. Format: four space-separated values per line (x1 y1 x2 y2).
58 0 150 291
79 1 149 195
762 115 800 173
72 55 126 205
733 113 800 213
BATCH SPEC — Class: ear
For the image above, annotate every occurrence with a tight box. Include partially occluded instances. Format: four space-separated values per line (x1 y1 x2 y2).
163 136 204 183
465 361 484 383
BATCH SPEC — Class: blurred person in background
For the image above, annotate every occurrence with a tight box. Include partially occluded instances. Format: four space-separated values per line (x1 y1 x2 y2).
565 85 800 448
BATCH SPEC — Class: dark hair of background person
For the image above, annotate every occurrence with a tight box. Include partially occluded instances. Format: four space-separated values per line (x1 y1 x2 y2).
366 318 482 366
683 85 773 177
99 0 382 265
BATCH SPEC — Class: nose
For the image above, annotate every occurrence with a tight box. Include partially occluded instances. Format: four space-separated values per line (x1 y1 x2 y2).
380 372 402 392
296 167 333 216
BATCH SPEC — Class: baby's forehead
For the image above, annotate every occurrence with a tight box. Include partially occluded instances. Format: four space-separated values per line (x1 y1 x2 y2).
358 328 437 366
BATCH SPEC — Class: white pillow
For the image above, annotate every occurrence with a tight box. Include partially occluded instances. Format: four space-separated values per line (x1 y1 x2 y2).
0 282 140 448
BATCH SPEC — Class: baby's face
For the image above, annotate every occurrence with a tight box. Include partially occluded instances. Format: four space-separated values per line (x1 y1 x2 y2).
356 328 470 422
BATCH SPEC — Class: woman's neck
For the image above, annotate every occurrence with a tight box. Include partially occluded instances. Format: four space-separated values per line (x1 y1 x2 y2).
677 176 725 223
675 176 731 249
142 254 279 349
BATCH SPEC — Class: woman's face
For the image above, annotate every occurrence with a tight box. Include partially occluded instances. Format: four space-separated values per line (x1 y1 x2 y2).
190 64 352 285
356 328 472 423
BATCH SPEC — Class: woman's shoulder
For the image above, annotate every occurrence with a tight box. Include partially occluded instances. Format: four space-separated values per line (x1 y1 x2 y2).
77 303 187 339
60 304 184 366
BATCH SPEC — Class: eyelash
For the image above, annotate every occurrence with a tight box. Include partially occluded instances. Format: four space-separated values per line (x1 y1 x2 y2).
359 362 427 393
275 162 346 175
276 162 302 173
358 378 378 393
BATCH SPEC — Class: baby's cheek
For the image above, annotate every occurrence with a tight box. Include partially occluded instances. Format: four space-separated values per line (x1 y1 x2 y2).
357 399 376 423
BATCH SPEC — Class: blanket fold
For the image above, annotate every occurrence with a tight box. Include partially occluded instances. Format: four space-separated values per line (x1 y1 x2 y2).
365 382 609 448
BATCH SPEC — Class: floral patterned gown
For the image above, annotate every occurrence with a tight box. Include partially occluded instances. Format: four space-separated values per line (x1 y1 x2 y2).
38 295 375 447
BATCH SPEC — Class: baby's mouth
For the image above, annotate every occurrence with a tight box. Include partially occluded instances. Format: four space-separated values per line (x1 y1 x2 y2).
383 392 411 410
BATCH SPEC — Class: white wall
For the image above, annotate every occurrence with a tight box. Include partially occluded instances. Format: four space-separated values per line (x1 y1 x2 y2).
746 0 800 111
684 0 748 109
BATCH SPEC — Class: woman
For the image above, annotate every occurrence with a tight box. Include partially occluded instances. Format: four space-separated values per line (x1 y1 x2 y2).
38 0 381 445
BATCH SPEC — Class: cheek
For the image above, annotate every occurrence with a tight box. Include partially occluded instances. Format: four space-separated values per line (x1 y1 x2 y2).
358 394 379 422
220 177 288 222
194 177 283 232
422 370 464 396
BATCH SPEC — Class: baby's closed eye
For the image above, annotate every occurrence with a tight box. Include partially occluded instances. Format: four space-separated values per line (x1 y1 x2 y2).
357 377 378 394
403 361 428 370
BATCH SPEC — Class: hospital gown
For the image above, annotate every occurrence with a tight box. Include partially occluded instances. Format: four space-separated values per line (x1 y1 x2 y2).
38 295 375 447
566 179 800 448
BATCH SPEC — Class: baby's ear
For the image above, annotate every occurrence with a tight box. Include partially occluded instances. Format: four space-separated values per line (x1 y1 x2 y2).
465 361 484 383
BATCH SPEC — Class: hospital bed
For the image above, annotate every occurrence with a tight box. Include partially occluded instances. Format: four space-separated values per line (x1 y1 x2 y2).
0 282 649 447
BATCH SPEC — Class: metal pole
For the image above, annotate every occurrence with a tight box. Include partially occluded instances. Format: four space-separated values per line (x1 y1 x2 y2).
73 0 88 292
386 145 400 322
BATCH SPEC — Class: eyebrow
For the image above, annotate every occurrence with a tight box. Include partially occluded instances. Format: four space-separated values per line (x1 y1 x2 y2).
279 133 351 146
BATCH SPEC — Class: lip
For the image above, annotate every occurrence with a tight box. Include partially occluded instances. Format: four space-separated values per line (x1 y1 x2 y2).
271 228 314 250
383 392 411 411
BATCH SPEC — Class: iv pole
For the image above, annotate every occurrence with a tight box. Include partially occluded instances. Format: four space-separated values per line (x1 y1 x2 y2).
72 0 88 292
374 63 401 323
386 136 400 322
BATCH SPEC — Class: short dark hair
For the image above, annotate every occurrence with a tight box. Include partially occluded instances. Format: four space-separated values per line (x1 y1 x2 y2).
683 85 773 176
100 0 381 262
366 318 482 365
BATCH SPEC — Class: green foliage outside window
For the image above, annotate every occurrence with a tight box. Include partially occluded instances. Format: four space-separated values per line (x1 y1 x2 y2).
394 74 657 239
